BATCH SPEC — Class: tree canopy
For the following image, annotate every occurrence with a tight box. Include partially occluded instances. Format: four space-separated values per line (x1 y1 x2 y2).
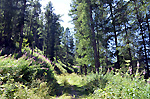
0 0 150 76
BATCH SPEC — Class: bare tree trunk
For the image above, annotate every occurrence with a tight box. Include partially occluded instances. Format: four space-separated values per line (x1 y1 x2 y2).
30 15 34 56
146 14 150 61
146 14 150 43
19 0 26 52
19 24 24 52
84 64 87 75
109 2 120 69
55 49 58 62
80 65 83 74
124 23 133 74
88 1 100 74
134 1 149 77
96 21 100 72
140 24 149 77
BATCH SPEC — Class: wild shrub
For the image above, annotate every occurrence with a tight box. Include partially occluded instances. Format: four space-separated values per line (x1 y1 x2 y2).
54 60 74 75
91 71 150 99
83 73 107 94
0 81 52 99
0 52 60 98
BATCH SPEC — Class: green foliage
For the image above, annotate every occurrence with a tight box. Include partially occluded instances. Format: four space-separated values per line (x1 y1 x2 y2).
44 1 62 61
83 73 107 94
0 54 150 99
0 0 150 98
0 80 52 99
88 72 150 99
0 55 34 84
55 72 108 98
60 27 75 65
55 69 150 99
70 0 150 74
54 60 74 75
0 49 60 97
56 73 86 86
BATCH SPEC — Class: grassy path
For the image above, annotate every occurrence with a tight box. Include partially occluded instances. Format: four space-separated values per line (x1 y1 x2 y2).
53 73 89 99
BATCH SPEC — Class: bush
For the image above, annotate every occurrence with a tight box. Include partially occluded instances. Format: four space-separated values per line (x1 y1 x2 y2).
0 81 52 99
83 73 107 93
0 55 34 84
54 60 74 75
90 71 150 99
0 52 60 98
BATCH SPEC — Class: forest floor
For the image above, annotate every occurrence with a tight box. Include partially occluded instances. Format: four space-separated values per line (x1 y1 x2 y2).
53 73 89 99
1 51 149 99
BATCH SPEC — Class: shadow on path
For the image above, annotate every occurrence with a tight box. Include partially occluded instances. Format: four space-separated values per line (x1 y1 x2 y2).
57 81 90 99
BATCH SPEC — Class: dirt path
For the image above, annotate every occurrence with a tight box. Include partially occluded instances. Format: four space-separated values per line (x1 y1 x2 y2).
55 84 89 99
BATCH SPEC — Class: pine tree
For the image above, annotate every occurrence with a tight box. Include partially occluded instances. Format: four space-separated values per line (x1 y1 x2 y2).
133 0 149 76
44 1 61 61
61 27 75 65
70 0 101 74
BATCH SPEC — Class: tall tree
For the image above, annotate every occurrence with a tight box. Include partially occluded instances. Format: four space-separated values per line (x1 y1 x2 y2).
44 1 61 61
70 0 101 73
61 27 75 65
87 0 100 73
132 0 149 76
19 0 27 52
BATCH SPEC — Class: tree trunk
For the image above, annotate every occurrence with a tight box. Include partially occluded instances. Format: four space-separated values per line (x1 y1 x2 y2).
30 15 34 56
50 33 55 61
19 0 26 52
134 1 149 77
88 1 100 74
19 24 24 52
146 14 150 60
84 64 87 75
140 24 149 77
96 18 100 72
124 23 133 74
80 65 83 74
146 14 150 43
109 2 120 69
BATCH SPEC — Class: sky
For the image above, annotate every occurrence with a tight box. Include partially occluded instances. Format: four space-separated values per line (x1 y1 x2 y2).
40 0 74 31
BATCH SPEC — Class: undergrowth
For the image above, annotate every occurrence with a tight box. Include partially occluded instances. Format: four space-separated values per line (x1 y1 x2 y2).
0 47 150 99
0 47 61 98
84 71 150 99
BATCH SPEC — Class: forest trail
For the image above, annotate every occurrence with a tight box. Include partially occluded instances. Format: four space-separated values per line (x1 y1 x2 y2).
54 74 89 99
55 85 88 99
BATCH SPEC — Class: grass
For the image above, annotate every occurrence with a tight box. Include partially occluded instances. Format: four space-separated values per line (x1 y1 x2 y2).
0 48 60 98
55 73 86 86
85 72 150 99
54 70 150 99
0 47 150 99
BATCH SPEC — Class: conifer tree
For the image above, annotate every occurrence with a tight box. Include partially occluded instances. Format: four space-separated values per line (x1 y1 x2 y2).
70 0 101 73
61 27 75 65
44 1 61 61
